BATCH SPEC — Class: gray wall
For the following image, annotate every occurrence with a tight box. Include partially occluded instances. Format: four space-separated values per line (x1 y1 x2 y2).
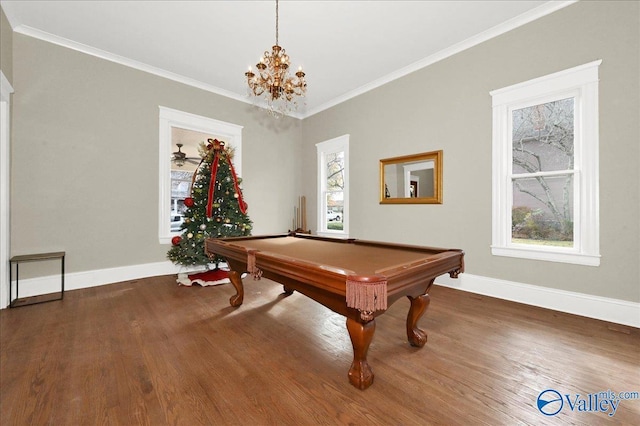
301 1 639 303
10 34 301 274
0 6 12 84
7 1 639 304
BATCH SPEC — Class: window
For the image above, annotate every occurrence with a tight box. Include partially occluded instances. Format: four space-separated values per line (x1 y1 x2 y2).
490 61 601 266
170 169 193 230
317 135 349 237
159 107 242 244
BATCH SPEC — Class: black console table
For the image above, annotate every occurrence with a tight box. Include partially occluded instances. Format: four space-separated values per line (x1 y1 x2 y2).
9 252 65 308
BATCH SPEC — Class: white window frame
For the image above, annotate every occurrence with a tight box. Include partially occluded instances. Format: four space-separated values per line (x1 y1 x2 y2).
490 60 601 266
316 135 349 238
158 107 242 244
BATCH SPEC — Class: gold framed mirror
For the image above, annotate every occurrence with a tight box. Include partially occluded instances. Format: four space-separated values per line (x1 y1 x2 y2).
380 150 443 204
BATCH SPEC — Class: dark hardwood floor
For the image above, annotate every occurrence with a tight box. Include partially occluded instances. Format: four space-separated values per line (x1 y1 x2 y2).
1 275 638 425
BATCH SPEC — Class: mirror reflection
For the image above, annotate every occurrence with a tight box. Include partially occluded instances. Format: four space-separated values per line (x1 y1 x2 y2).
380 150 443 204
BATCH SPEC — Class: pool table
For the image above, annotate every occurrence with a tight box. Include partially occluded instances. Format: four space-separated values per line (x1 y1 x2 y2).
205 233 464 390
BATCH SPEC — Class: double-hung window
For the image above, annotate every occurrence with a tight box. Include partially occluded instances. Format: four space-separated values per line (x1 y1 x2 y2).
316 135 349 237
490 61 601 266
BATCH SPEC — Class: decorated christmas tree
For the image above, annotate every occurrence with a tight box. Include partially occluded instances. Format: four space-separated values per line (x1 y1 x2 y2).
168 139 252 269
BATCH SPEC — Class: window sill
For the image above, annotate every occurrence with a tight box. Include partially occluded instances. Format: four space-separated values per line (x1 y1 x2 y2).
491 245 600 266
317 231 349 239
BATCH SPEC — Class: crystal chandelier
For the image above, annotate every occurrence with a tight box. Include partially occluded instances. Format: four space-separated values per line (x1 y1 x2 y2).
245 0 307 116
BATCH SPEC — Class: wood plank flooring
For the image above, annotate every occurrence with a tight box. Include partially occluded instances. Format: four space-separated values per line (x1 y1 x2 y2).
1 275 638 425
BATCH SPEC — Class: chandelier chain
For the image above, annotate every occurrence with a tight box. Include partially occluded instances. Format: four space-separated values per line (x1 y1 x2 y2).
244 0 307 116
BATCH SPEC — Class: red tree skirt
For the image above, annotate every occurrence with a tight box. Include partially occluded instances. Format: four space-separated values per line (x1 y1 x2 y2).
177 269 230 287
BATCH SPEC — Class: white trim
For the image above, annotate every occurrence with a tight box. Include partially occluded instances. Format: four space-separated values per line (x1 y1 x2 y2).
490 245 600 266
7 1 576 121
12 25 247 104
316 135 349 238
7 262 637 329
158 107 243 244
436 273 640 329
402 161 433 198
10 25 305 120
0 71 14 309
491 60 601 266
5 261 205 299
490 60 602 103
305 1 578 117
0 72 12 103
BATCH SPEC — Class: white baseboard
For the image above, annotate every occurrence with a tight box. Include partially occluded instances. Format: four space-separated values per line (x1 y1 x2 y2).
4 262 639 328
435 273 640 329
4 261 203 304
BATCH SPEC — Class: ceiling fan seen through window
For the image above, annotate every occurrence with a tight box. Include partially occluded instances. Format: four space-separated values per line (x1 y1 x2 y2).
171 143 200 167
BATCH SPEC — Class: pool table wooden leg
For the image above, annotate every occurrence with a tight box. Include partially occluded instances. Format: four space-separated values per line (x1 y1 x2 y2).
282 285 294 295
406 293 430 347
227 270 244 307
346 317 375 390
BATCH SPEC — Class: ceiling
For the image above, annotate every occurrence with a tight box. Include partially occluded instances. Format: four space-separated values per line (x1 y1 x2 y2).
1 1 574 118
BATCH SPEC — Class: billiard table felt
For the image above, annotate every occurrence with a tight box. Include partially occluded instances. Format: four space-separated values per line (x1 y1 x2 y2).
226 236 444 276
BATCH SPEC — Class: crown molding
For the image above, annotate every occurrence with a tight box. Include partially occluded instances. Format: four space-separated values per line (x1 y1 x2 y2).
7 1 577 120
303 0 578 118
12 24 250 102
11 24 305 119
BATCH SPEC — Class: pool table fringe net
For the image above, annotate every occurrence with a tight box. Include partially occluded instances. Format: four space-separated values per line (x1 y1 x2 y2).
247 249 388 314
345 277 387 314
246 250 263 280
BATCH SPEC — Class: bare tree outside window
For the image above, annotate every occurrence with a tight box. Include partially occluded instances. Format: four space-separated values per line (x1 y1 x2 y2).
325 152 344 230
326 152 344 190
511 98 574 246
491 61 600 265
